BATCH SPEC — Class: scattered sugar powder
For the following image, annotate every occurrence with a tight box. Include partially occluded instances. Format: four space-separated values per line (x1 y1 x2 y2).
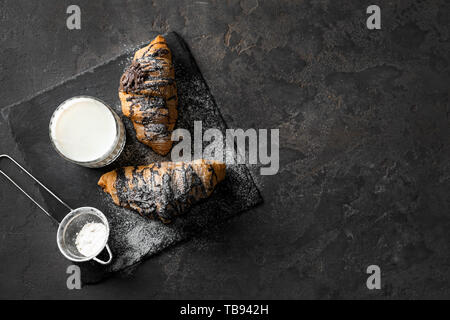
75 222 107 257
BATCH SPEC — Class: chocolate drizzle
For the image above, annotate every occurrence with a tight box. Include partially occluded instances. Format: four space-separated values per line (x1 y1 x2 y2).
119 35 178 155
126 96 167 123
109 160 225 223
120 61 145 92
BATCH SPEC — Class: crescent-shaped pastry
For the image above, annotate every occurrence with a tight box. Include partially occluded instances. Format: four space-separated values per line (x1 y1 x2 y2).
119 35 178 155
98 159 226 223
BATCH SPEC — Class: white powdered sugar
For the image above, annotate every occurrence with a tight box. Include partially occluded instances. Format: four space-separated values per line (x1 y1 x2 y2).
75 222 107 257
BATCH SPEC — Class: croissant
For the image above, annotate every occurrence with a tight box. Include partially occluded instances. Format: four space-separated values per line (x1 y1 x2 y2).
98 159 226 223
119 35 178 155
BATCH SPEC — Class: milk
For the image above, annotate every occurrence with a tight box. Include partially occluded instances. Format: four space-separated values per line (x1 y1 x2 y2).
50 97 117 163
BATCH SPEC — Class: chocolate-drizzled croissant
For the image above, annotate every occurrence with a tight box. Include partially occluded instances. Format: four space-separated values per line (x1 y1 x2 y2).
119 35 178 155
98 159 226 223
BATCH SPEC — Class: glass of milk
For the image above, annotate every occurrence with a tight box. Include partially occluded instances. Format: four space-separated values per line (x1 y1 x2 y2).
49 96 126 168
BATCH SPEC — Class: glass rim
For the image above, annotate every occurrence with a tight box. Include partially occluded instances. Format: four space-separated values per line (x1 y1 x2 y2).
49 95 123 166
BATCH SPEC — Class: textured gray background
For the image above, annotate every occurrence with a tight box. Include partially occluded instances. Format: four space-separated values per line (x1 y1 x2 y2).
1 0 449 299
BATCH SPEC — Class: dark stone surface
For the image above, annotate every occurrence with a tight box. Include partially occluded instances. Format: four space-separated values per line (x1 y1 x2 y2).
0 0 449 299
2 31 262 284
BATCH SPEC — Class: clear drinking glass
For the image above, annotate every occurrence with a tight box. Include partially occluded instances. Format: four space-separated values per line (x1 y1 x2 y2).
49 96 126 168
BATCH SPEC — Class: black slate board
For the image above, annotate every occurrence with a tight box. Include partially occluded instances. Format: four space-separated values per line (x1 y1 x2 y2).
1 32 262 283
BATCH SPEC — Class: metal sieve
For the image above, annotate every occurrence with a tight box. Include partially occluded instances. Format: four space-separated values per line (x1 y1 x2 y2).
0 154 113 265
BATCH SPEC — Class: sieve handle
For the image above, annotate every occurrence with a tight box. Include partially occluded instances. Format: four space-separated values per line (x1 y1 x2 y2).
93 244 113 265
0 154 73 224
